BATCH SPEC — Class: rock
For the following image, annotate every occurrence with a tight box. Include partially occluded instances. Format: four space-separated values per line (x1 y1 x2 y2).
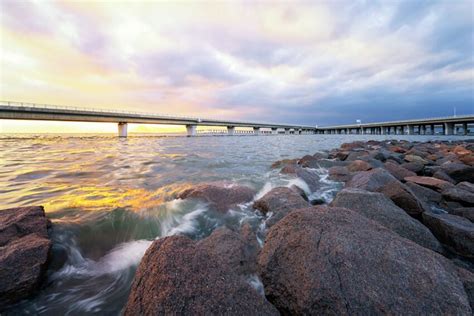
253 187 309 228
313 152 329 159
433 170 456 183
347 160 372 172
423 165 440 176
258 206 471 315
0 206 49 246
389 145 407 153
289 184 309 201
401 162 425 174
383 160 416 181
0 206 51 310
125 231 278 315
453 145 472 156
345 151 369 161
200 225 259 276
404 154 429 164
440 163 474 183
178 183 256 212
270 158 297 169
341 141 365 151
460 154 474 166
346 168 428 218
297 155 318 167
297 159 348 169
328 166 352 182
450 208 474 222
331 189 442 252
404 176 452 191
442 186 474 206
458 181 474 193
456 267 474 310
405 182 442 204
422 212 474 258
281 165 321 192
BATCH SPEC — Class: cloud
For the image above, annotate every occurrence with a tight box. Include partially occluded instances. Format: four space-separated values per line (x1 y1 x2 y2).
0 0 472 127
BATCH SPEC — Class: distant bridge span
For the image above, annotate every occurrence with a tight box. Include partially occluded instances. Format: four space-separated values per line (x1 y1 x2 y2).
0 101 316 137
317 115 474 136
1 101 473 137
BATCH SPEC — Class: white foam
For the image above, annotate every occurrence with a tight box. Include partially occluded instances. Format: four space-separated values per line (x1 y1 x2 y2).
161 207 207 237
100 239 152 273
53 239 152 278
254 181 274 200
247 274 265 296
286 178 311 196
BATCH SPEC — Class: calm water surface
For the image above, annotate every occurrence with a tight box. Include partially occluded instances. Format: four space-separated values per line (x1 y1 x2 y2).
0 133 470 314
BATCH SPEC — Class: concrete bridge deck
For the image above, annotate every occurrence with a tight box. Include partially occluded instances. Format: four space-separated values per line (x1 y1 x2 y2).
317 115 474 136
0 101 316 137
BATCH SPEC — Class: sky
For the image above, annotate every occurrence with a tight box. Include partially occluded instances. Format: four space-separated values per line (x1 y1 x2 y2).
0 0 473 133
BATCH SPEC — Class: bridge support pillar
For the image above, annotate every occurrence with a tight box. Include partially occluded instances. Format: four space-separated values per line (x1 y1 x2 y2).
430 124 435 135
285 128 290 135
421 125 426 135
186 124 197 137
227 126 235 135
118 122 128 137
253 127 261 135
463 123 468 135
445 122 454 135
271 128 278 135
406 125 414 135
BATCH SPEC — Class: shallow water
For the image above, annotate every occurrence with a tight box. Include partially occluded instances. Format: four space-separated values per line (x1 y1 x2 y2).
1 133 471 314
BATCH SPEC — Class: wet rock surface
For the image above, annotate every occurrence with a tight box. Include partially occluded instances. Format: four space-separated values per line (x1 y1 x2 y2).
258 206 471 315
125 228 278 315
177 183 256 212
254 187 309 228
331 188 442 252
0 206 51 310
346 168 428 218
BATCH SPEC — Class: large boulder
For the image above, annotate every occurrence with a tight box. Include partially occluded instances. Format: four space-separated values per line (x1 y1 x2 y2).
0 206 51 310
253 187 309 228
125 228 278 315
405 182 442 204
456 267 474 310
449 207 474 222
347 160 372 172
422 212 474 258
400 162 424 174
177 183 256 212
328 166 352 182
346 168 428 218
383 160 416 181
258 206 471 315
440 163 474 183
442 186 474 206
404 176 452 192
331 189 442 252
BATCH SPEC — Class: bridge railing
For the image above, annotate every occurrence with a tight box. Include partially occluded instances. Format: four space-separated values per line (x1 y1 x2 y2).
0 100 316 129
319 114 474 129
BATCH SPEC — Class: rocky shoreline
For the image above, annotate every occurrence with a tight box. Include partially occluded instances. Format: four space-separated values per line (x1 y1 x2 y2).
1 140 473 314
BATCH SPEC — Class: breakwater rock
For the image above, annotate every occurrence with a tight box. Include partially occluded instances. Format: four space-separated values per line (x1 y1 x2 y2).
0 206 51 310
126 140 473 314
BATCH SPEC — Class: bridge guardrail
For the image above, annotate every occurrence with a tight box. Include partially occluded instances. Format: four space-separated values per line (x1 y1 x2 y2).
0 100 316 129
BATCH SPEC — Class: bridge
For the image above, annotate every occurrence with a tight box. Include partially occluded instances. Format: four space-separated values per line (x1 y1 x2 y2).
1 101 473 137
0 101 317 137
316 115 474 136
